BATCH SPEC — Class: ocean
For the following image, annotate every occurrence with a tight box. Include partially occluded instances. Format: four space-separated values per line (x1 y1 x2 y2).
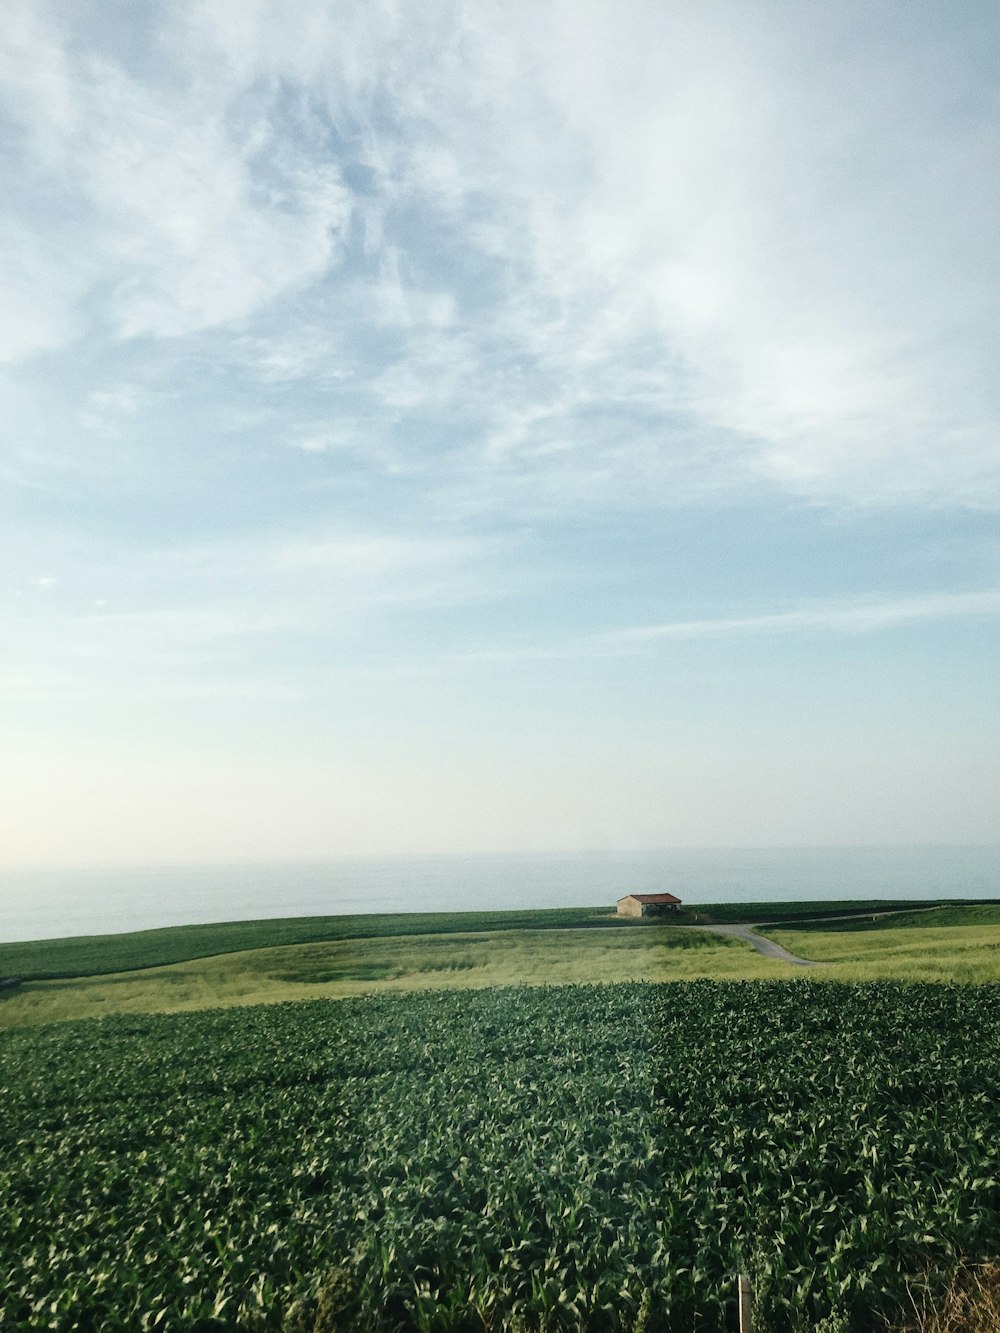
0 844 997 945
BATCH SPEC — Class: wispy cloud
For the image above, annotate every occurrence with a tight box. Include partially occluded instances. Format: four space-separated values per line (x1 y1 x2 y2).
4 2 998 508
608 589 1000 644
0 4 351 351
0 523 520 696
3 2 1000 862
498 3 1000 508
455 589 1000 665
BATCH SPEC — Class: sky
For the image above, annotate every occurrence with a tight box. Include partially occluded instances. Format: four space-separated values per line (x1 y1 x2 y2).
1 0 999 867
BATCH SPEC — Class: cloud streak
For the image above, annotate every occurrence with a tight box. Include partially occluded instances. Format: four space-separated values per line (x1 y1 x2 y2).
610 589 1000 644
456 588 1000 665
0 520 526 700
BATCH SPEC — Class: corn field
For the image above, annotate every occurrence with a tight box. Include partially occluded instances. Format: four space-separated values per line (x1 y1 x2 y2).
2 982 1000 1330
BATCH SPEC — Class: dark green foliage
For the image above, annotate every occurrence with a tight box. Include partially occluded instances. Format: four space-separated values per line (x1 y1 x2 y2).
0 907 619 981
676 899 986 927
2 983 1000 1330
774 901 1000 934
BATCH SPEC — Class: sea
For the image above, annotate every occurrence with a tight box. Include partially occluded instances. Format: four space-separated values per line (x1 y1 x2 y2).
0 844 998 945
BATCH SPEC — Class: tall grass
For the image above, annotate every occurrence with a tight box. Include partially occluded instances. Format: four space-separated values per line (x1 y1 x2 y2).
0 926 796 1029
765 923 1000 983
897 1263 1000 1333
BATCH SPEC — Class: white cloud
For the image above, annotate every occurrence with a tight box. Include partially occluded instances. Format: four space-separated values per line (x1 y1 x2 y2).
0 2 352 353
4 1 1000 867
605 588 1000 645
2 0 999 508
0 238 81 362
454 588 1000 665
508 3 1000 507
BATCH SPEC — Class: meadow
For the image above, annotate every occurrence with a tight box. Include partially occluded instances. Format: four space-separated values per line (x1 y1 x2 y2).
0 925 795 1030
4 901 1000 1031
0 899 964 982
766 903 1000 984
0 906 620 981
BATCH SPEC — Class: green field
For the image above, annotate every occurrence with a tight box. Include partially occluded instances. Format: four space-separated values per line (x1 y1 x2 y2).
678 898 969 926
0 906 621 981
765 914 1000 984
5 901 1000 1031
3 983 1000 1331
769 902 1000 934
4 902 1000 1329
2 899 977 982
0 925 797 1030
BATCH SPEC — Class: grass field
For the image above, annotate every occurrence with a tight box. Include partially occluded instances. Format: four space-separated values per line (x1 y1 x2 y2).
679 897 970 926
0 925 798 1029
0 905 621 981
764 911 1000 984
4 901 1000 1029
1 897 979 983
769 902 1000 933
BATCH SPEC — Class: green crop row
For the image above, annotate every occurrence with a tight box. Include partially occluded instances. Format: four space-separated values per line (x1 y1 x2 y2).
2 983 1000 1331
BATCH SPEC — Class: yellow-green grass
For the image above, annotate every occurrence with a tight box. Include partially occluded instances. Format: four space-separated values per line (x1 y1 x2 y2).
0 925 799 1029
7 901 972 983
765 922 1000 983
9 908 1000 1029
0 906 625 981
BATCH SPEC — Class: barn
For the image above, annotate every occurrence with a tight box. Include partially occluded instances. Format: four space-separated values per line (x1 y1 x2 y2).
616 892 682 918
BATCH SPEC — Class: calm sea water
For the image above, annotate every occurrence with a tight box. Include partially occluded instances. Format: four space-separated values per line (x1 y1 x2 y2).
1 845 997 945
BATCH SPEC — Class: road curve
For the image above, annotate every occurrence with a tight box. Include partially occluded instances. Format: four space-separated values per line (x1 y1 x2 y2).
689 923 827 968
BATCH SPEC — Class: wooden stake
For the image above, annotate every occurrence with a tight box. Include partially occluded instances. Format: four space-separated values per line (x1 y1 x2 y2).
738 1273 752 1333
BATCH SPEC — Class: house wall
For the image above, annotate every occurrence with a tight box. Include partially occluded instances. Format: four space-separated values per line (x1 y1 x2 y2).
618 897 680 917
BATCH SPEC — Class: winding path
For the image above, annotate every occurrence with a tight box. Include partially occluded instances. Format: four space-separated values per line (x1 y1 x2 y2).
689 922 827 968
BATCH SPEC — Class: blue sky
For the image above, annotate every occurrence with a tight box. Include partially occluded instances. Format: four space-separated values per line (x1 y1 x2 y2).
2 0 998 865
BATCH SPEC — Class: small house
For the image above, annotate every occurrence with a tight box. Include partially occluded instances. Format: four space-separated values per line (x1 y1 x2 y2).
617 892 682 918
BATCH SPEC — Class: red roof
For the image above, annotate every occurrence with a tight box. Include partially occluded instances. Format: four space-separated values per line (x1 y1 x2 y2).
619 892 682 904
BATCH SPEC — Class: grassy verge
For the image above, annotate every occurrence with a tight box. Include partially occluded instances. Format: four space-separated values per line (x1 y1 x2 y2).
896 1261 1000 1333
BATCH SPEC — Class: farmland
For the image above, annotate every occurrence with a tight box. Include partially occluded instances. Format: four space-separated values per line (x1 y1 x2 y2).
4 905 1000 1330
5 901 1000 1030
0 925 798 1031
0 899 972 982
0 906 620 982
3 982 1000 1331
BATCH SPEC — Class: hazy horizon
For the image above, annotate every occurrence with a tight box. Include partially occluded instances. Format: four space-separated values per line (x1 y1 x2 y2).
3 844 998 945
4 838 1000 876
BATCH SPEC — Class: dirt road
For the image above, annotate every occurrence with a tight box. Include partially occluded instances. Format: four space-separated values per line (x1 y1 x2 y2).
690 923 826 967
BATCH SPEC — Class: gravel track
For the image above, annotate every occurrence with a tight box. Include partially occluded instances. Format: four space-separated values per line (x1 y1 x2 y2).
688 922 827 967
